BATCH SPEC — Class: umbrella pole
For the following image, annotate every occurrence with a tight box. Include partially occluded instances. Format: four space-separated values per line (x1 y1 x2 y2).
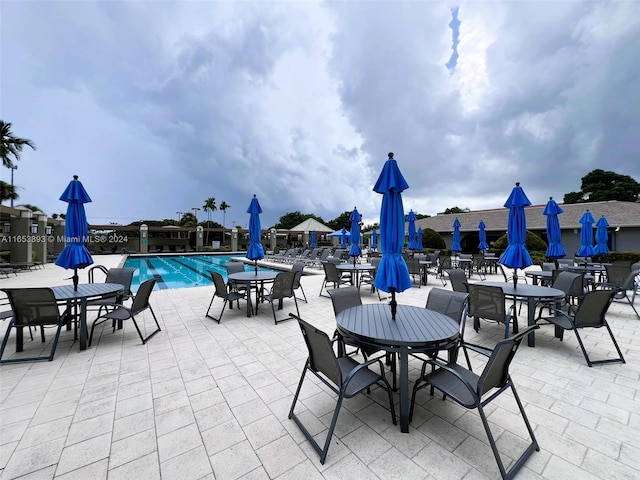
513 269 518 288
390 289 397 320
254 260 258 274
73 268 79 291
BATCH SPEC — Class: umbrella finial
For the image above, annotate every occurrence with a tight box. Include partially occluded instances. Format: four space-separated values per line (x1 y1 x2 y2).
388 152 394 159
515 182 520 186
253 194 256 197
549 196 553 200
73 175 79 180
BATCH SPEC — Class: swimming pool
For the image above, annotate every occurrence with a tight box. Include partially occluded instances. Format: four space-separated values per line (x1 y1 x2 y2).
124 254 280 291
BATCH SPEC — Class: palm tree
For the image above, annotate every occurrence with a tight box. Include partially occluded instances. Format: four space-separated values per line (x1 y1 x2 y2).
1 121 36 169
219 201 230 245
203 197 217 246
0 180 19 204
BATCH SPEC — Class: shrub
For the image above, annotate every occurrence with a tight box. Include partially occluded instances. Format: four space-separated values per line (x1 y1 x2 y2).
493 231 547 252
422 228 446 250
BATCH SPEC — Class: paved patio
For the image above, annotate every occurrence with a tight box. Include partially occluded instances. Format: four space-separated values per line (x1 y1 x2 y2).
1 255 639 479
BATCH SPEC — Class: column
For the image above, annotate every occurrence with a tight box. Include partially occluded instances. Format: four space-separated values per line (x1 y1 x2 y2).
270 228 277 251
139 224 149 254
196 226 204 251
10 208 33 263
231 227 238 252
33 212 47 263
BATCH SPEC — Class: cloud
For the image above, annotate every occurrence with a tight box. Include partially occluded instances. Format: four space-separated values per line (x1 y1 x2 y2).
1 0 639 228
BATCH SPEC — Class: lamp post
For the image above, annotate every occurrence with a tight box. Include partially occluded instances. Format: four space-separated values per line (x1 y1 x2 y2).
192 207 200 223
176 211 183 222
10 165 17 207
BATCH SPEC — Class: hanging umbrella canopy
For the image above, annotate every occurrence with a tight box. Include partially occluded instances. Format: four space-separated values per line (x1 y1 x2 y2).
542 197 566 260
594 215 610 255
451 218 462 253
407 210 419 250
498 182 533 284
246 194 264 271
576 210 596 258
373 152 411 320
417 227 423 249
55 175 94 290
371 228 377 250
348 207 362 261
340 227 348 249
310 230 317 248
478 220 489 250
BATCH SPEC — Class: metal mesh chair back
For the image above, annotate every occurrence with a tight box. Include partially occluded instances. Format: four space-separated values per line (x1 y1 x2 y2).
4 288 60 327
225 261 245 276
445 269 468 293
467 284 507 322
292 262 305 288
551 271 582 296
210 271 229 298
322 261 341 283
296 316 342 386
131 279 156 315
425 288 468 327
478 328 527 396
542 262 556 271
328 287 362 315
438 255 452 275
604 264 631 288
105 268 136 297
573 289 616 328
271 271 296 299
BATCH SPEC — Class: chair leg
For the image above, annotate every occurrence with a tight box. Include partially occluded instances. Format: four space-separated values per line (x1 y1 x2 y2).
131 307 162 344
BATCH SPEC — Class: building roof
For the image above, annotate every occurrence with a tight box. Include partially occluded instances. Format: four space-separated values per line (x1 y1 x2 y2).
415 200 640 233
289 218 333 233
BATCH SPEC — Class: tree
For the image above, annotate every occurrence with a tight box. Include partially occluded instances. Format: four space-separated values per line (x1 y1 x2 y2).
17 203 45 213
563 169 640 204
440 206 470 215
180 212 197 227
1 121 36 169
203 197 217 245
421 228 446 250
273 211 326 230
219 201 230 245
0 180 19 203
327 211 352 231
415 213 431 219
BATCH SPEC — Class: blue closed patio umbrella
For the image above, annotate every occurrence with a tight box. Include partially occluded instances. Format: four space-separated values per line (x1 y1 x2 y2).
348 207 362 265
478 220 489 251
499 182 533 286
417 227 423 249
452 218 462 253
594 215 610 255
371 228 377 250
542 197 566 267
310 230 317 249
407 210 419 250
340 228 348 249
55 175 94 291
246 194 264 273
373 152 411 320
576 210 596 258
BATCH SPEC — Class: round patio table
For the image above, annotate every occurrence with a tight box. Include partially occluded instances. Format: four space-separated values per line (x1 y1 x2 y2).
483 282 565 347
227 271 279 317
336 304 459 433
336 263 376 288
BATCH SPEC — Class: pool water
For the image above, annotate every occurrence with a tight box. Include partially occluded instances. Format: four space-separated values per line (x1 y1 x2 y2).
124 254 278 291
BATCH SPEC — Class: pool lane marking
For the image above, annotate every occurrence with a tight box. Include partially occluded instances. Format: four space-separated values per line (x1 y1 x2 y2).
144 258 168 289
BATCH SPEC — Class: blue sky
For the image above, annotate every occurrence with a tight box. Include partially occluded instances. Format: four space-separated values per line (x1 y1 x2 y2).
1 1 639 228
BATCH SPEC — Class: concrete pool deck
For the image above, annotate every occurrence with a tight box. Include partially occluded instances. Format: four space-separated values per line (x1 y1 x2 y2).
1 255 639 479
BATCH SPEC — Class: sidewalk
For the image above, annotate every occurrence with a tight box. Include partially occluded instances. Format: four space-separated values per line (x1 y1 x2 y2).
1 256 639 479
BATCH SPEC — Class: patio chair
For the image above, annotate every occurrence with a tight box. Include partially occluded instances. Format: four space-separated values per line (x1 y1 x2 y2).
445 268 468 293
205 271 246 323
225 261 248 297
410 325 540 480
88 278 160 346
319 261 350 297
422 288 472 369
596 264 639 318
87 266 137 316
288 314 396 464
467 283 516 338
0 288 67 363
291 262 307 303
436 255 452 286
263 271 299 324
537 289 625 367
405 257 423 287
471 255 487 280
359 257 381 296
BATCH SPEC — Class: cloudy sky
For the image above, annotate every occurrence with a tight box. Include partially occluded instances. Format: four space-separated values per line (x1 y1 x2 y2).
2 0 639 228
